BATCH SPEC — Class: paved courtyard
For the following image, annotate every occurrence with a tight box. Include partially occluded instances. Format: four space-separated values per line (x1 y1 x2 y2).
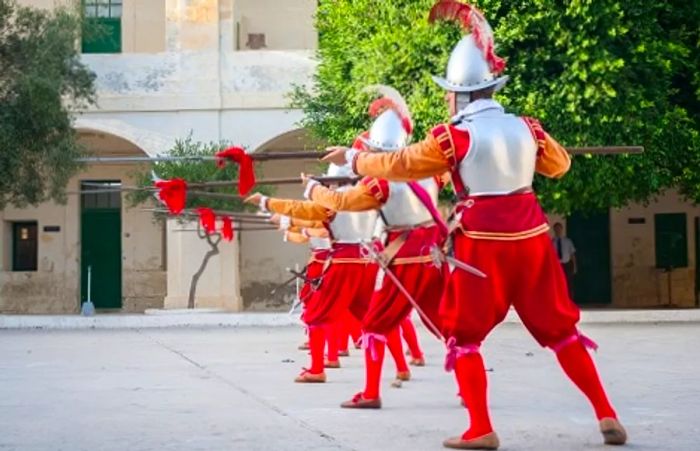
1 322 698 450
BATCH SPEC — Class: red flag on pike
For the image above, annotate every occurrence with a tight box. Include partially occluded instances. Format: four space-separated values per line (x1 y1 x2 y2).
221 216 234 241
215 146 256 195
154 178 188 214
196 207 217 234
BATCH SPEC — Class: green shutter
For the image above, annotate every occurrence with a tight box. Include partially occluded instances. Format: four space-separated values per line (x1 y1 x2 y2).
655 213 688 269
82 17 122 54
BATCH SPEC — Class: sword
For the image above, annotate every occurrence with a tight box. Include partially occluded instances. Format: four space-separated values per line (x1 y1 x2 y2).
429 245 487 278
270 265 309 295
359 241 445 341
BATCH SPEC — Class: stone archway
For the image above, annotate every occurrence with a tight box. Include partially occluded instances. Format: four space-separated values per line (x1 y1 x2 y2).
74 118 174 157
74 127 167 313
239 127 324 310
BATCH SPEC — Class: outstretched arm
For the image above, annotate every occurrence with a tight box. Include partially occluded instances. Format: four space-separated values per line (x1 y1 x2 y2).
324 127 454 181
244 193 333 222
306 177 385 212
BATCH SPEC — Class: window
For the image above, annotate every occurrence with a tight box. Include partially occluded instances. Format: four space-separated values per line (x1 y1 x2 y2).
82 0 123 54
12 222 38 272
81 181 122 210
655 213 688 269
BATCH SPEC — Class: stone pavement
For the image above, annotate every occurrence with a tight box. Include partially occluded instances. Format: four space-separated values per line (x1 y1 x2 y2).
1 323 698 450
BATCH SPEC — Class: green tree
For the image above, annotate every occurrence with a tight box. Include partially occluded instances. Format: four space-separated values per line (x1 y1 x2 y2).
293 0 700 213
0 0 97 208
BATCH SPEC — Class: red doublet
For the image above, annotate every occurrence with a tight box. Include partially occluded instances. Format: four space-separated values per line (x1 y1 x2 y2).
362 225 446 337
302 243 377 327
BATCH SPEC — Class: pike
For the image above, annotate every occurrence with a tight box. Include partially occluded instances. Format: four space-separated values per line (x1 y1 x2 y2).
70 187 243 200
172 226 277 232
76 146 643 165
359 241 445 341
83 178 359 189
141 208 273 222
567 146 643 155
76 151 328 164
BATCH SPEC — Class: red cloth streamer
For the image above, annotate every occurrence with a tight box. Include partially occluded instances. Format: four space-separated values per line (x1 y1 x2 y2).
368 98 413 134
154 178 188 214
196 207 216 235
215 146 256 196
428 0 507 74
221 216 234 242
407 181 449 240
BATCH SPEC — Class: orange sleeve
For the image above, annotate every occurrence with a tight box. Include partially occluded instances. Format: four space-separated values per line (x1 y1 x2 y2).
536 133 571 178
289 218 325 229
266 198 334 222
284 231 309 244
523 116 571 179
309 179 384 212
352 131 451 181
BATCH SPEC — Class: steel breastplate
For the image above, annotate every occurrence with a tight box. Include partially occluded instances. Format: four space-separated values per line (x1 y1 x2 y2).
380 178 439 227
455 114 537 196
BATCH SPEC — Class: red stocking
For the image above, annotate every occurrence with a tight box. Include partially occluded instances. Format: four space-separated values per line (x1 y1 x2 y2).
400 316 423 359
455 353 494 440
362 339 386 400
386 327 409 373
325 323 340 363
556 340 617 419
308 326 326 374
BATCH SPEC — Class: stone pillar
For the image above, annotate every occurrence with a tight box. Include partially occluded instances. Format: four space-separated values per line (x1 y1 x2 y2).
164 218 243 311
165 0 221 51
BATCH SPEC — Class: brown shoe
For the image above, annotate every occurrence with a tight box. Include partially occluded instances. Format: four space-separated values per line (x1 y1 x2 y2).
324 359 341 369
338 350 350 357
599 418 627 445
410 357 425 366
298 342 309 351
294 370 326 383
396 371 411 381
443 432 500 449
340 392 381 409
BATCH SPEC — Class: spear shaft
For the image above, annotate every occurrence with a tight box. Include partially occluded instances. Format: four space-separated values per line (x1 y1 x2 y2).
76 151 326 164
76 146 643 165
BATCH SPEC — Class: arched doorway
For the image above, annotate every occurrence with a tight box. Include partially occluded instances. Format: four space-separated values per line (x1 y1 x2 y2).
239 128 325 310
75 128 166 312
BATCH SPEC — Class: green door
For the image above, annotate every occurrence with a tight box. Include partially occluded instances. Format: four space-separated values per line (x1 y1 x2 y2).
694 217 699 307
80 183 122 309
566 211 612 305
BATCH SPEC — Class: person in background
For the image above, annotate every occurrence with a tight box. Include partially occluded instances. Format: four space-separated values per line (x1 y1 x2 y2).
552 222 577 300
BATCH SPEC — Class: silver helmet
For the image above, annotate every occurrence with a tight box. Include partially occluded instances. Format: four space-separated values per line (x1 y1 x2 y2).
326 162 354 178
360 85 413 152
429 1 508 93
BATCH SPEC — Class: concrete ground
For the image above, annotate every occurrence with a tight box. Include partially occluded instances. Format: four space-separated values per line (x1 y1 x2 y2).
0 323 698 451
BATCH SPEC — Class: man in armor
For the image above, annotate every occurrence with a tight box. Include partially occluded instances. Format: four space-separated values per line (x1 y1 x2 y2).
302 87 446 409
324 1 626 448
245 163 382 383
271 214 331 351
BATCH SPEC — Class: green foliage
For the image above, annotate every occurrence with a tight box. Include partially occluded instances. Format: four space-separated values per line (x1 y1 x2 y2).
128 137 273 219
292 0 700 214
0 0 97 208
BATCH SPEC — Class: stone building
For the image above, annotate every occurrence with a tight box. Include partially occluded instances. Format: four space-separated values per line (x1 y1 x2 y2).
1 0 698 313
